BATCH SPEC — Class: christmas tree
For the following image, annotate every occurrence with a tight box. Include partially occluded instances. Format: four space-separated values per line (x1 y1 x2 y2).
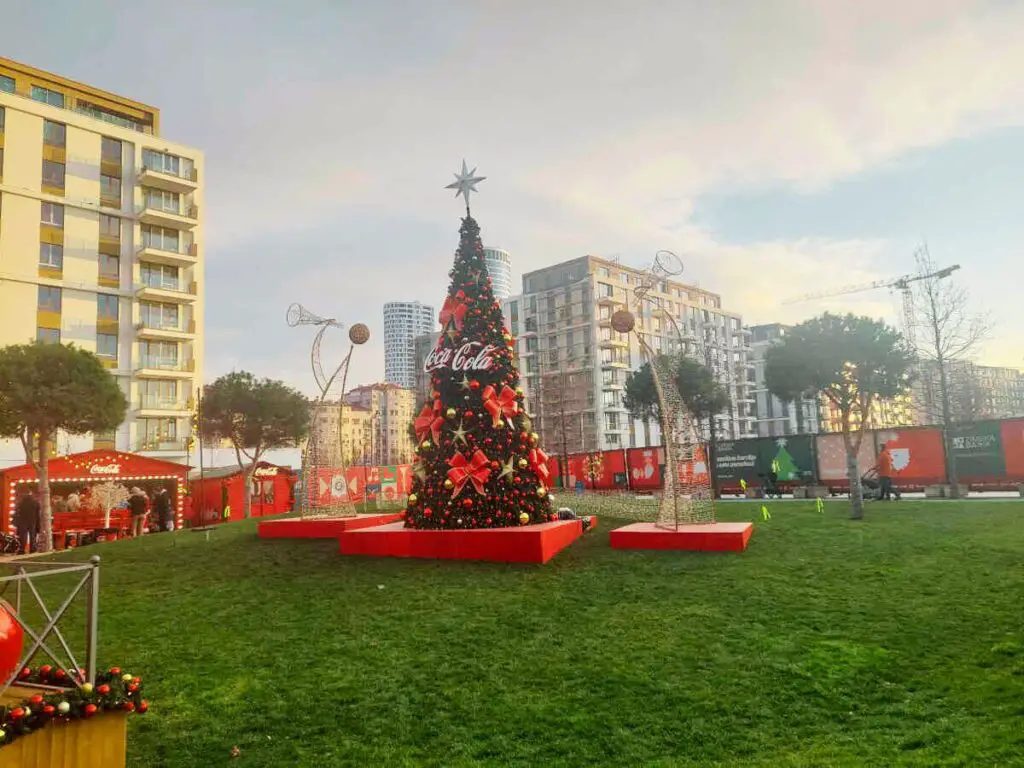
771 438 800 481
404 163 553 529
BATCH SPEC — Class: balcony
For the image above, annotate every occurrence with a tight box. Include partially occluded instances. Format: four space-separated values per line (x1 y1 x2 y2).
134 437 189 454
135 280 197 304
139 164 199 195
599 336 629 348
601 358 630 369
596 294 622 307
135 319 196 341
135 357 195 379
602 380 625 390
137 202 199 230
136 397 192 417
137 240 198 268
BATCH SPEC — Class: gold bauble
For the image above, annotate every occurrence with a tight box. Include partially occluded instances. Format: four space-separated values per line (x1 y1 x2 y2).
348 323 371 345
515 387 524 397
518 458 528 469
446 408 457 419
519 512 530 525
444 478 454 489
421 440 432 449
610 310 636 334
529 432 539 445
536 486 547 497
408 493 418 505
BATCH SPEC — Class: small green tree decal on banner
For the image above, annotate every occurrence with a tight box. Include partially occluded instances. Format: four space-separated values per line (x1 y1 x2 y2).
771 438 800 481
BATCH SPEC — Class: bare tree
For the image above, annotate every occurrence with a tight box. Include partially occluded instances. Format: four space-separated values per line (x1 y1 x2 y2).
910 246 992 497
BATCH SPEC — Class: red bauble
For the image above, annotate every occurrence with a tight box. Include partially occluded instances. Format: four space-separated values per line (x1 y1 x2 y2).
519 432 528 441
40 664 52 676
462 498 473 508
84 704 98 717
490 461 499 469
29 694 43 705
0 607 24 685
465 410 474 419
486 518 492 525
110 667 121 675
43 704 55 715
469 379 481 391
423 508 433 518
97 684 110 695
10 707 24 719
123 702 136 712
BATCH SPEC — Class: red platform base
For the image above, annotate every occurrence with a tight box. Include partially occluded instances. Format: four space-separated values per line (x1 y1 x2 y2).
257 513 403 539
609 522 753 552
339 519 587 564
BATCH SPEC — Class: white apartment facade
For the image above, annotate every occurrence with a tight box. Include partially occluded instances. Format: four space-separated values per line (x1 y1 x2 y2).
383 300 434 389
748 324 821 437
482 246 512 300
504 256 756 452
0 58 203 465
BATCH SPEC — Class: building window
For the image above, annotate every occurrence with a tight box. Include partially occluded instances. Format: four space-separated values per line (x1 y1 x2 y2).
32 86 64 108
101 137 121 163
99 214 120 237
141 226 183 253
39 242 63 269
37 327 60 344
143 149 189 177
42 160 65 189
99 254 120 280
38 285 62 312
43 120 66 147
100 175 121 202
97 294 118 321
41 202 64 227
143 188 180 213
140 301 179 329
96 333 118 358
0 75 13 94
140 380 178 408
140 340 179 367
140 263 180 290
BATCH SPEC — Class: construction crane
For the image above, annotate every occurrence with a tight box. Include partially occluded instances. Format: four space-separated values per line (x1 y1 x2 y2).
782 262 961 348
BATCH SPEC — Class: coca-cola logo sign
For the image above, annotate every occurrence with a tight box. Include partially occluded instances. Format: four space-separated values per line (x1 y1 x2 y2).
423 342 496 373
89 464 121 475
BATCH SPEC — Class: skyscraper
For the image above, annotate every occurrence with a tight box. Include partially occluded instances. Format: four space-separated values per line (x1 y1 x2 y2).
482 246 512 300
0 56 204 464
383 301 435 389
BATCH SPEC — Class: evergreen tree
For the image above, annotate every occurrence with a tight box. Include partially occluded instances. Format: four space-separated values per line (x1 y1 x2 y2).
406 214 553 529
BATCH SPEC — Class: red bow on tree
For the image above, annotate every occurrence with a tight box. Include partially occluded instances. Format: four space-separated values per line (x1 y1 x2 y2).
481 385 518 427
414 401 444 444
528 447 550 481
447 450 491 497
439 296 468 331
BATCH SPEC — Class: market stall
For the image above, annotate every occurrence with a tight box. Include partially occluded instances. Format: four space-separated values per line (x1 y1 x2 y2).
189 462 297 525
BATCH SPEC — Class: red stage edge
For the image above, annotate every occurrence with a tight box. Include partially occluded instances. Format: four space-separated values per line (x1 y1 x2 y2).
338 518 591 564
257 513 403 539
609 522 753 552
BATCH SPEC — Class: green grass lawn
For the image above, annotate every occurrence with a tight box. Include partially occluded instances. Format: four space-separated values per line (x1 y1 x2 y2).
16 498 1024 767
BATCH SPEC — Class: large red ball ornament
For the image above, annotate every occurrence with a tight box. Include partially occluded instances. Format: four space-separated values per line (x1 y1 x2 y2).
423 508 433 518
0 606 24 684
469 380 481 391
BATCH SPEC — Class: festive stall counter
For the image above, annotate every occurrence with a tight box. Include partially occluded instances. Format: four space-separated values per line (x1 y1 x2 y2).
189 462 297 525
0 450 189 544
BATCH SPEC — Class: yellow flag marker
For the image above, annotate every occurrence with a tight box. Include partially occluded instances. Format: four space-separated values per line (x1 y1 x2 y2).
739 478 747 492
760 504 770 520
815 497 825 514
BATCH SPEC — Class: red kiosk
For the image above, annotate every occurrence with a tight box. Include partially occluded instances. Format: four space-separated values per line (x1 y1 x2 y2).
0 450 190 546
189 462 298 526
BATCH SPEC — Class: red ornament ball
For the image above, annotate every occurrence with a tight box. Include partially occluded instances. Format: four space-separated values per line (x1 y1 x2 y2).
43 704 55 715
123 702 136 712
423 508 433 518
97 684 110 695
29 694 43 706
462 498 473 508
40 664 52 676
84 703 98 717
110 667 121 675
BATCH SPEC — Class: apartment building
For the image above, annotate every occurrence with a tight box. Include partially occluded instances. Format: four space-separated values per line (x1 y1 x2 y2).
383 301 435 389
748 324 822 437
0 58 203 464
345 383 417 465
309 401 371 467
482 246 512 300
503 256 756 452
915 360 1024 423
412 331 442 403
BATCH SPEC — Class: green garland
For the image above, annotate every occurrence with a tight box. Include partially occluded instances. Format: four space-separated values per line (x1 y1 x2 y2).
0 665 147 748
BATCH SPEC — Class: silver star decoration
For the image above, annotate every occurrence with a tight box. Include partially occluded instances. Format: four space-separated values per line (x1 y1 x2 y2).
446 327 460 343
452 419 471 446
459 375 472 391
445 160 486 211
498 457 516 484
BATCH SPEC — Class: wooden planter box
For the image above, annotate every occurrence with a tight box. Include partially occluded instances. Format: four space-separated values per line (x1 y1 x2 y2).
0 686 127 768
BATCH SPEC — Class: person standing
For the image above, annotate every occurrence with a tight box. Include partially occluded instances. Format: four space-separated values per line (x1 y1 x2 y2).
876 443 895 502
153 487 173 532
128 487 148 537
13 491 41 554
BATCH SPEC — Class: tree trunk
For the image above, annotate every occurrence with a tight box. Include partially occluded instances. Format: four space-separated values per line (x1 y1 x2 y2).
37 432 53 553
936 359 960 498
844 433 864 520
243 466 254 519
642 417 651 448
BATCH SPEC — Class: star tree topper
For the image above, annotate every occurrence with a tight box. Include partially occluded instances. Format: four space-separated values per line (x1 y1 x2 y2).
445 159 486 213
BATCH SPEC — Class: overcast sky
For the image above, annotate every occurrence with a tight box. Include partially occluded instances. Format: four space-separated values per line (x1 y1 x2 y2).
4 0 1022 395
